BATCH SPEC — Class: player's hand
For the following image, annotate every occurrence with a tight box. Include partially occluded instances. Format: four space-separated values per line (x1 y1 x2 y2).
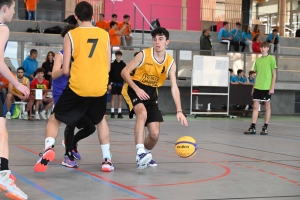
135 88 150 100
108 85 112 90
251 88 254 96
177 112 188 126
269 88 274 95
15 83 30 98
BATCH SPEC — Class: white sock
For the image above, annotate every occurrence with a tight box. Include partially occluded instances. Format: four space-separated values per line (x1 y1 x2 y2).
136 144 145 154
111 108 114 113
145 148 151 153
118 108 122 113
42 110 46 113
101 143 111 159
36 111 39 114
45 137 55 149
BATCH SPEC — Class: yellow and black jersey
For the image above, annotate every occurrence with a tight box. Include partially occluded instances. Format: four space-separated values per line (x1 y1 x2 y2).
68 26 109 97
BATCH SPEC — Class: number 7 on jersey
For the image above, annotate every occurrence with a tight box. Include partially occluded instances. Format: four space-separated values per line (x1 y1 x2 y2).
87 39 98 58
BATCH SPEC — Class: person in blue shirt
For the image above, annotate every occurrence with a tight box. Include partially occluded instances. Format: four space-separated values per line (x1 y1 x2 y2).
248 70 256 84
22 49 38 82
230 69 249 85
231 22 245 52
242 24 253 52
218 21 232 51
229 69 234 82
266 29 281 54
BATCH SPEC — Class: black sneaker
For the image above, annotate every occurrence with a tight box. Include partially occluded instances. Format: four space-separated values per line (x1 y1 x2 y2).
110 113 115 118
117 113 123 119
244 127 256 135
260 127 268 135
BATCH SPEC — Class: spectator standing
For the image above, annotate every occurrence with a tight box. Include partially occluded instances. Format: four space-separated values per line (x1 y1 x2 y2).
108 51 126 118
242 25 253 52
218 21 232 51
119 14 133 50
231 22 244 52
266 29 281 54
252 34 262 53
23 49 38 82
41 51 54 88
200 29 213 55
252 24 260 37
96 14 109 31
24 0 39 20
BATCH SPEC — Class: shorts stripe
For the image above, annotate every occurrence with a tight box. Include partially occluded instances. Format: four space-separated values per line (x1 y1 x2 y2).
121 83 133 111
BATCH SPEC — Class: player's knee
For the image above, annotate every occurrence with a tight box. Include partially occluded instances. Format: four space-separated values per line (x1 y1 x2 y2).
85 125 96 135
149 130 159 140
264 102 271 110
136 109 147 120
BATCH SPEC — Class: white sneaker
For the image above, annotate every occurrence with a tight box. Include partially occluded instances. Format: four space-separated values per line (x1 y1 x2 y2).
5 112 11 119
136 153 152 170
22 111 28 120
0 170 28 200
40 111 47 120
35 113 40 120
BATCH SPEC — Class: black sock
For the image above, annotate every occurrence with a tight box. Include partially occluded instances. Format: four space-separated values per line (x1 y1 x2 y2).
263 123 268 129
251 123 256 128
73 125 96 149
64 126 75 161
0 157 9 171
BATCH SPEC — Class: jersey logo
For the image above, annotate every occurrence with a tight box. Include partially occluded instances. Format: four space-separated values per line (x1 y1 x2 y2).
145 62 153 66
161 66 165 73
140 73 159 87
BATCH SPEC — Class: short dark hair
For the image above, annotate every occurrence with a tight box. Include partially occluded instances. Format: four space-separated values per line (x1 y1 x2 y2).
61 25 77 38
252 33 260 42
202 29 208 35
237 69 244 75
272 29 278 33
249 70 256 76
123 14 130 19
36 68 45 74
30 49 37 55
17 67 25 72
223 21 229 26
110 21 117 28
260 41 270 48
99 13 104 17
229 69 233 73
236 22 241 26
151 27 169 40
112 14 117 18
115 50 122 56
0 0 14 8
75 1 93 22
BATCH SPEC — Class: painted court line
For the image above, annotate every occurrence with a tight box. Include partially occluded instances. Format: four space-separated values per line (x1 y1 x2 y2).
14 145 157 199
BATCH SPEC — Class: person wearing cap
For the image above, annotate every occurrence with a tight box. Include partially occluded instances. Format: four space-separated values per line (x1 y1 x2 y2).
231 22 245 52
266 29 281 54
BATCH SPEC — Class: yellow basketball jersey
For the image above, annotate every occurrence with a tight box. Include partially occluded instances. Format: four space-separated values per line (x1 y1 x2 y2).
12 76 29 95
68 27 109 97
131 47 174 87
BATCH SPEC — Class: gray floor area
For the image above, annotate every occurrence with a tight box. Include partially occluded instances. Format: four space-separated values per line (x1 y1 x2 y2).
2 115 300 200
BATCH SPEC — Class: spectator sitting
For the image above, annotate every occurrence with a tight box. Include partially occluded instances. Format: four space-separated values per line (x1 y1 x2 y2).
119 14 133 50
5 67 30 119
23 49 38 82
266 29 281 54
252 24 260 37
229 69 234 82
110 14 119 27
230 69 249 85
41 51 54 88
252 33 262 53
242 24 253 52
109 21 127 50
200 29 213 55
248 70 256 84
24 68 53 120
96 13 109 31
218 21 232 51
231 22 245 52
0 66 14 103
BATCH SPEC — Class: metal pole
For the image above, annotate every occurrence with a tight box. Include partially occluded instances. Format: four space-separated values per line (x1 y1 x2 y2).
142 18 144 44
150 5 152 25
134 7 136 33
243 52 246 72
21 42 25 63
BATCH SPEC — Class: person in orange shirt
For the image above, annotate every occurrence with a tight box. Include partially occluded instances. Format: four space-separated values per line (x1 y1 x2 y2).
24 0 39 20
109 21 127 48
1 67 15 103
119 14 133 50
96 13 109 31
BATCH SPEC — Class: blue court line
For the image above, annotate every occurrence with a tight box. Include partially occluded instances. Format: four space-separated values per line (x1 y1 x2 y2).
13 146 145 199
12 172 63 200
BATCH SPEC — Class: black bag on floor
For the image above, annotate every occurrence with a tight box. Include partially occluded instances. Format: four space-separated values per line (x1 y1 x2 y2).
296 29 300 37
26 28 40 33
44 26 62 34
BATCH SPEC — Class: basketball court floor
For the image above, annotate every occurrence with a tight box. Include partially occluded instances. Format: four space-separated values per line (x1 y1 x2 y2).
2 115 300 200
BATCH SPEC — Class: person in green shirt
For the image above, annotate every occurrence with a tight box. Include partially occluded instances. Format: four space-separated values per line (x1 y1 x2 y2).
244 42 277 135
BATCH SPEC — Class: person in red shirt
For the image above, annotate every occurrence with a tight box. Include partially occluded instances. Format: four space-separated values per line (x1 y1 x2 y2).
25 68 53 120
252 33 261 53
96 13 109 31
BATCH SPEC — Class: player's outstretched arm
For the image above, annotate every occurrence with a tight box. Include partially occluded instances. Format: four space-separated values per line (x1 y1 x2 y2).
121 52 150 100
62 34 71 76
52 52 63 80
169 62 188 126
0 26 29 98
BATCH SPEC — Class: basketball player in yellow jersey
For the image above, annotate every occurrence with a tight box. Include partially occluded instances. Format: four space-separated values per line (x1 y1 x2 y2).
34 1 114 173
121 27 188 169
